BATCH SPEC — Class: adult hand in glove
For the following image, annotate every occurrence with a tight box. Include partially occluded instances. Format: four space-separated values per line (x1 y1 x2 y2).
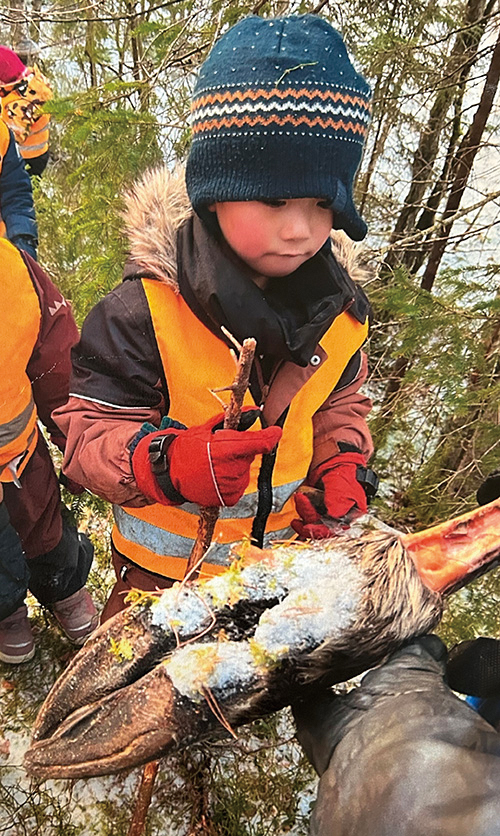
292 452 368 540
132 408 282 507
293 636 500 836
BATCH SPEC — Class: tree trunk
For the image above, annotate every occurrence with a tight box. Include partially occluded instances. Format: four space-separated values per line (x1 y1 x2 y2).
420 25 500 290
383 0 490 273
9 0 26 47
373 4 500 446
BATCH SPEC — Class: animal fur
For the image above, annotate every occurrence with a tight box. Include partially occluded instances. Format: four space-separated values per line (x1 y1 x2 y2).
301 532 442 686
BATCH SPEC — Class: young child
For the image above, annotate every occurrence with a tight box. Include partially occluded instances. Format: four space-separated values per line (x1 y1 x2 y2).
0 239 98 663
0 46 52 177
54 14 375 621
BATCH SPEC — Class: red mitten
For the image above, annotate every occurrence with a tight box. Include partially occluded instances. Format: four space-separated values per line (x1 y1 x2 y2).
291 490 339 540
132 409 282 507
292 452 368 541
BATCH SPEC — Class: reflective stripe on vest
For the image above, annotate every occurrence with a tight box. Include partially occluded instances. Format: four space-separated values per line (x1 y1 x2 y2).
113 279 368 579
0 239 41 481
113 504 296 580
1 88 50 158
20 113 50 159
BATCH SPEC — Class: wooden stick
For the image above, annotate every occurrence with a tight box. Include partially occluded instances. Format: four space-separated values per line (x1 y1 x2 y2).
184 335 257 580
127 333 256 836
127 760 160 836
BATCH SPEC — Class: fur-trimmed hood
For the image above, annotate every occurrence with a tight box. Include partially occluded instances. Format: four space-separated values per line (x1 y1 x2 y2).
121 166 373 290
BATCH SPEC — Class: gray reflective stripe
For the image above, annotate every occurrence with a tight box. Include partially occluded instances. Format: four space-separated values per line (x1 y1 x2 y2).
180 479 304 520
0 425 36 482
0 397 35 448
113 504 295 567
22 140 47 153
68 392 155 410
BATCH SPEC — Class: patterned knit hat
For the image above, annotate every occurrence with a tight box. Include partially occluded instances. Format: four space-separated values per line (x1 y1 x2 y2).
0 46 27 84
186 15 372 241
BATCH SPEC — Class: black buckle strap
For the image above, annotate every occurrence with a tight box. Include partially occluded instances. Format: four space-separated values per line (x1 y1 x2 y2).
149 434 187 505
356 465 379 502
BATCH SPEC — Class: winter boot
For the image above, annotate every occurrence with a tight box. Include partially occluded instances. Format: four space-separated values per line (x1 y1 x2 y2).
51 588 99 645
0 604 35 663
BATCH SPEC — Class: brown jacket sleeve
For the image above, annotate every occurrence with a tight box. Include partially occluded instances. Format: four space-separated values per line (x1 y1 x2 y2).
311 351 373 472
53 397 162 507
24 253 79 437
52 280 167 506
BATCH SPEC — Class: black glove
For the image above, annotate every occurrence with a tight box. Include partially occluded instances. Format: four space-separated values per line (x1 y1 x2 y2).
477 471 500 506
447 637 500 700
293 637 500 836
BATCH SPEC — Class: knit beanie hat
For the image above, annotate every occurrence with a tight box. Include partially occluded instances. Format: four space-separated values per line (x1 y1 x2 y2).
186 15 372 241
0 46 27 84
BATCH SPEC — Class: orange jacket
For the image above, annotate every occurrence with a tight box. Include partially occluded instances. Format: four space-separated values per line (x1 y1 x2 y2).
0 240 41 481
0 238 79 484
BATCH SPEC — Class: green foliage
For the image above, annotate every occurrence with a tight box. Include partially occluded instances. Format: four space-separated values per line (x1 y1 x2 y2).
208 718 313 835
366 257 500 526
34 84 163 319
439 568 500 646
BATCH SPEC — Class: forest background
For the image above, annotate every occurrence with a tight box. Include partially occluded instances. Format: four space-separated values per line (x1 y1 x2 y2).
2 0 500 834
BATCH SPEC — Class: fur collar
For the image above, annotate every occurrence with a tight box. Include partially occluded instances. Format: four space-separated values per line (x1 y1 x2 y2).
121 166 373 289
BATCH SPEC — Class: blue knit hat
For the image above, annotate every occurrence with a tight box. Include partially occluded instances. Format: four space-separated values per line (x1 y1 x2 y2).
185 15 372 241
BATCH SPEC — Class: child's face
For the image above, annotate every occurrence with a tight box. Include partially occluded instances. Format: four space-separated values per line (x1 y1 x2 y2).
211 198 334 279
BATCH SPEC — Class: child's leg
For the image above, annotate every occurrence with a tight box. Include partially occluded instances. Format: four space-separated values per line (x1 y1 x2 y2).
3 432 62 559
0 500 34 663
26 508 94 606
0 500 30 621
3 433 94 606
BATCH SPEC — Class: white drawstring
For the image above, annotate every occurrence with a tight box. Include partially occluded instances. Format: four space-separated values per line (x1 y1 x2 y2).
206 441 226 506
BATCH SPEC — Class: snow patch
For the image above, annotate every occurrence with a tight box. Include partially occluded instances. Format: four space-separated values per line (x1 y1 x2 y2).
150 584 213 636
164 544 363 701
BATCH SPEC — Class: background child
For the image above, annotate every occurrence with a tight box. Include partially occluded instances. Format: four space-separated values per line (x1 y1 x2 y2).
0 239 98 663
0 45 52 177
0 113 37 259
54 13 375 620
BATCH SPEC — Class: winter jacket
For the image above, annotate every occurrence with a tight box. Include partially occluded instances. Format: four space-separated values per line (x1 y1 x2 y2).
0 120 37 256
54 168 374 574
0 238 78 485
294 636 500 836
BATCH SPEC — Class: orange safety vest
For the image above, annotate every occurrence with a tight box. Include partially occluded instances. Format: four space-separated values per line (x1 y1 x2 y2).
0 66 51 159
18 112 50 160
0 239 41 482
0 122 10 239
112 280 369 580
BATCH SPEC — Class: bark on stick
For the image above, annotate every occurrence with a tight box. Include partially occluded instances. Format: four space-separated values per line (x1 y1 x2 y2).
185 335 257 580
